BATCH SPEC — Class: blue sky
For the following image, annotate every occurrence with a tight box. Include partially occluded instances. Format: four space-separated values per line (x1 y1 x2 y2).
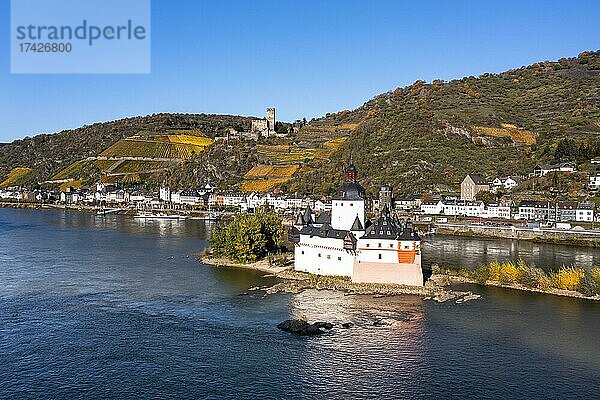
1 0 599 142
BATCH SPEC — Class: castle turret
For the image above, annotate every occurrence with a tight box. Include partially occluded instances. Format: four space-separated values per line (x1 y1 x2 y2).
331 161 366 231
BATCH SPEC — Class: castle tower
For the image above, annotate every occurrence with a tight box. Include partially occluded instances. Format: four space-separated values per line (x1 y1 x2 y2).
379 183 393 213
331 161 366 231
266 108 276 133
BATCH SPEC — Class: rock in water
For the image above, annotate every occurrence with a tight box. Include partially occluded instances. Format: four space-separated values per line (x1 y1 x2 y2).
277 319 328 336
313 322 334 330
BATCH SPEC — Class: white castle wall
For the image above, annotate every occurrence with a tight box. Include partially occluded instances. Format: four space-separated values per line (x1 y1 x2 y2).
331 200 365 231
294 235 354 277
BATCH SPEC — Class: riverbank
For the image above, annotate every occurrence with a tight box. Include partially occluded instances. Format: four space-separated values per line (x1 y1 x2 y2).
201 254 600 301
200 255 479 303
0 202 227 219
436 223 600 248
437 274 600 300
432 261 600 301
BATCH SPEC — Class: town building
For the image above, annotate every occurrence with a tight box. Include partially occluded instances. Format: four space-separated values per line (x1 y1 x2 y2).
533 162 576 177
490 176 522 193
588 172 600 191
518 201 595 222
290 162 423 286
461 174 490 200
396 194 421 211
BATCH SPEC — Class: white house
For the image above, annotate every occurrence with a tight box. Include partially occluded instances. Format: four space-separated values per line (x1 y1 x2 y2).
588 173 600 191
576 203 595 222
533 162 575 177
420 200 443 215
485 200 514 219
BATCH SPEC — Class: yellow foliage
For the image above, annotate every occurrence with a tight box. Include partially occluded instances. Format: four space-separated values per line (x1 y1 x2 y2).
473 125 537 145
323 137 348 149
0 167 33 188
488 261 502 281
552 267 585 290
592 267 600 279
244 165 299 179
51 160 90 180
95 160 116 171
100 138 207 159
167 135 213 147
595 121 600 128
240 179 289 192
499 261 522 283
537 275 552 290
301 124 357 133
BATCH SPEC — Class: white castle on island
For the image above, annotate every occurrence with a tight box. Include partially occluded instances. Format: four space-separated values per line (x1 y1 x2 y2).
289 162 424 286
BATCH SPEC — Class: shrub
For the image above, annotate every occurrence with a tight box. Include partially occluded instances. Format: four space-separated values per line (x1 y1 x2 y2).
471 266 490 284
488 261 502 281
499 261 522 284
537 275 553 291
518 264 547 289
577 271 600 297
552 267 585 291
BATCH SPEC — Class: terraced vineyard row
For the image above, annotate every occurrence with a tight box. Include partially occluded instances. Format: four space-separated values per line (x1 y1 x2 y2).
244 165 299 179
240 179 289 192
1 167 33 188
99 138 207 159
110 160 173 174
51 161 90 180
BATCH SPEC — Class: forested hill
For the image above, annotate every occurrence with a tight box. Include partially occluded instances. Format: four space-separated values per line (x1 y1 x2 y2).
291 51 600 194
0 113 254 186
1 51 599 195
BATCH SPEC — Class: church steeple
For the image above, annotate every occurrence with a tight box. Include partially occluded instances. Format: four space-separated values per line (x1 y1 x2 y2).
345 157 357 182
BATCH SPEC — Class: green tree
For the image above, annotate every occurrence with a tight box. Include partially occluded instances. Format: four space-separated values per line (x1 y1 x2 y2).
209 209 283 263
475 190 496 204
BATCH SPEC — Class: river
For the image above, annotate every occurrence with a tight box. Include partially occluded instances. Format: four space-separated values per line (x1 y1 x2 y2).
0 208 598 399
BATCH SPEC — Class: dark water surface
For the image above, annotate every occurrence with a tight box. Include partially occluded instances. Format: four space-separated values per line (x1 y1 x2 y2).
423 234 600 271
0 209 598 399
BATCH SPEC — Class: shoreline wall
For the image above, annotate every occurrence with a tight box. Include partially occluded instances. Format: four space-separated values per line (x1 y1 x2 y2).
436 223 600 247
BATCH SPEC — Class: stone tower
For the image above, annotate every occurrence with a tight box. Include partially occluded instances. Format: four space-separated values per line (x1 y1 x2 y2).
266 108 276 133
379 183 393 213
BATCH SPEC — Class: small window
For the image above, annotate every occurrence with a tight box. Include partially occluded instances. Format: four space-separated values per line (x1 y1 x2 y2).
378 254 382 260
327 255 331 259
404 245 409 249
366 243 370 247
318 253 321 257
389 244 394 248
378 243 382 248
301 251 304 255
350 203 353 206
337 257 341 261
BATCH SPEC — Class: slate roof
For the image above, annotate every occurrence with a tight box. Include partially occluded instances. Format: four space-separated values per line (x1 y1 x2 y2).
332 181 366 201
363 215 420 241
299 223 348 239
467 173 488 185
315 213 331 224
350 215 364 231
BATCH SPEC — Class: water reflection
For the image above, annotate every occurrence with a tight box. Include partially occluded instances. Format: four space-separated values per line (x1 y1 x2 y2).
423 235 600 270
